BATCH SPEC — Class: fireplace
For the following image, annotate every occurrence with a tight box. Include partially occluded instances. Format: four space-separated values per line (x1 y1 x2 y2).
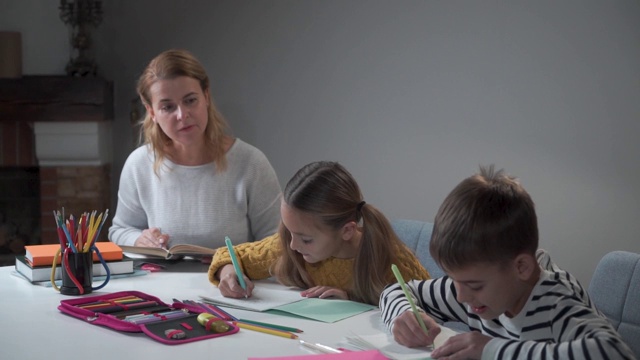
0 76 113 265
0 167 39 256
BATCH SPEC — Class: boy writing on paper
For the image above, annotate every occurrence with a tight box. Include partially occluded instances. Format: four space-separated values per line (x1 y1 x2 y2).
208 161 430 306
379 165 634 359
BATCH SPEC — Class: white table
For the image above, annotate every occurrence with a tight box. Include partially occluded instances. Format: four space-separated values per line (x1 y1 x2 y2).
0 261 388 359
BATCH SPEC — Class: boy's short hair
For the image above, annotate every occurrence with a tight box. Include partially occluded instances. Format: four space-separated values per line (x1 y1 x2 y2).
430 165 538 271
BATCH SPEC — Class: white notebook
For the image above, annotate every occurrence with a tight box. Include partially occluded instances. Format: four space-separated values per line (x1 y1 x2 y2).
344 326 458 360
200 285 305 312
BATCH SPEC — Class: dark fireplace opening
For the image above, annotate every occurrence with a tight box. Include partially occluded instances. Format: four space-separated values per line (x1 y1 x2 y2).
0 166 40 265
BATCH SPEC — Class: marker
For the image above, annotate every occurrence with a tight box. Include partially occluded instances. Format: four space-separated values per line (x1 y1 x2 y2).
391 264 429 336
225 236 247 297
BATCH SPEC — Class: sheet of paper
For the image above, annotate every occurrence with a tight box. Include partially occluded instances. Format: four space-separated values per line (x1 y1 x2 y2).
200 285 306 311
269 298 376 323
200 282 376 322
248 349 388 360
344 327 458 360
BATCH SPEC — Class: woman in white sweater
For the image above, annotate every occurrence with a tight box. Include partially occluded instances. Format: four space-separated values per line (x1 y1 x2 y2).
108 49 281 252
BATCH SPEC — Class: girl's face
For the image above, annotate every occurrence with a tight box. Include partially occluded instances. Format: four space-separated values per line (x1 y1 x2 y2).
146 76 209 148
280 201 354 263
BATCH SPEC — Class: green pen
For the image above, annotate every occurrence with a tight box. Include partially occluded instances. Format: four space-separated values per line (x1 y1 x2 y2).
391 264 429 336
225 236 247 297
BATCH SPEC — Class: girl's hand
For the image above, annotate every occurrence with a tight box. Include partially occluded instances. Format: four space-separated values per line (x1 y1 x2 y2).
217 264 254 298
391 310 441 348
134 227 169 248
301 286 348 300
430 331 490 360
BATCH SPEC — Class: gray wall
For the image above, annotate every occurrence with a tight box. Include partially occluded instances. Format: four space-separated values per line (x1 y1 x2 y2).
3 0 639 287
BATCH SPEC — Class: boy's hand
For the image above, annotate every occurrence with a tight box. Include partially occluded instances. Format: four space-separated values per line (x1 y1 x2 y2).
217 264 254 298
392 310 441 348
430 331 491 359
300 286 348 300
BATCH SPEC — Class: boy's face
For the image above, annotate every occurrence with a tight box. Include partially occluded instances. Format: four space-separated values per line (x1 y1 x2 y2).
446 257 535 319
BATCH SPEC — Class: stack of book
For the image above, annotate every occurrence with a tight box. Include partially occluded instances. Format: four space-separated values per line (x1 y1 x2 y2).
15 242 134 283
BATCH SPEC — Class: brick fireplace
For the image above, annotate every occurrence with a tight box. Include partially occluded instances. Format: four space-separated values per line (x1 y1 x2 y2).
0 76 113 265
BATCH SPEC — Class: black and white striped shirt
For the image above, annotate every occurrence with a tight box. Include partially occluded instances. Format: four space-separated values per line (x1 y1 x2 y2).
380 250 635 359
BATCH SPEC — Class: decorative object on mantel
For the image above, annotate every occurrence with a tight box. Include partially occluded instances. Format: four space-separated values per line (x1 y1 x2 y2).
59 0 103 77
0 31 22 78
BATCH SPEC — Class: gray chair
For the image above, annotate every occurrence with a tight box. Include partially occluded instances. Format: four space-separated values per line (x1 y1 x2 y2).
588 250 640 358
391 218 444 278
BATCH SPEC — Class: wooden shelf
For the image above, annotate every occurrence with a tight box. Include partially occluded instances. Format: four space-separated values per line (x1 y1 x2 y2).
0 75 113 123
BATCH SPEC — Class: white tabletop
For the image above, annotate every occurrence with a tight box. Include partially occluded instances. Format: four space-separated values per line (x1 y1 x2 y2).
0 261 388 360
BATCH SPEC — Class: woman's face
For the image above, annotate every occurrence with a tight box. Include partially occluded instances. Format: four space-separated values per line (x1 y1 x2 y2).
147 76 209 147
281 202 348 264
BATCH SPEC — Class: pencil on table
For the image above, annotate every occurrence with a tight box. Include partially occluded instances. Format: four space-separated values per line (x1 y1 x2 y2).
233 321 298 339
238 318 303 333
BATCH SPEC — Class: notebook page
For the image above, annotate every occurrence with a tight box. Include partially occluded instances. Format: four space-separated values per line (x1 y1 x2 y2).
200 285 305 311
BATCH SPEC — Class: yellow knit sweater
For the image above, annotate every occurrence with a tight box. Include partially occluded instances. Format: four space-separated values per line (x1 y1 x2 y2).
208 233 430 293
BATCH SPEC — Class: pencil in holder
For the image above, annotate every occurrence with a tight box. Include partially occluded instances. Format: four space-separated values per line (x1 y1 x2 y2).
51 208 111 295
60 251 93 295
52 245 111 295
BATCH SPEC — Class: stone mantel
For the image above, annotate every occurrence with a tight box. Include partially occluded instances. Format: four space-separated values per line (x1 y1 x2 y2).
0 75 113 123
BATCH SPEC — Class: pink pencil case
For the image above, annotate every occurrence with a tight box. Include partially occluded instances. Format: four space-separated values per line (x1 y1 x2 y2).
58 290 239 345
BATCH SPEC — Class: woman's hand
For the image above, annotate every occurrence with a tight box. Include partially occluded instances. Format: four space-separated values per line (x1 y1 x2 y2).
134 227 169 248
300 286 348 300
217 264 254 298
391 310 441 348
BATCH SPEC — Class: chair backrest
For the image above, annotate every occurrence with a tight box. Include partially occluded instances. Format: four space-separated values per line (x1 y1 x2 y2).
391 219 444 278
588 250 640 358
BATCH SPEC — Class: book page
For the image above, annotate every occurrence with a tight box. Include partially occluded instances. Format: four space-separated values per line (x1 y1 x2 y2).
120 244 215 259
169 244 216 256
120 245 171 259
344 326 457 360
200 285 306 312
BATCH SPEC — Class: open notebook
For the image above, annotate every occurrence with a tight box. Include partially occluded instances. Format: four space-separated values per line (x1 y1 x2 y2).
201 285 304 311
200 282 376 323
343 326 458 360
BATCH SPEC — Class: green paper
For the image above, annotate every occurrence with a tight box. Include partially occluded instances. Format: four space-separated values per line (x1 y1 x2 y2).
267 298 376 323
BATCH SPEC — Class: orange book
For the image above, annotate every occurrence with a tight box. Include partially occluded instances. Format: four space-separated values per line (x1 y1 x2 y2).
25 242 123 267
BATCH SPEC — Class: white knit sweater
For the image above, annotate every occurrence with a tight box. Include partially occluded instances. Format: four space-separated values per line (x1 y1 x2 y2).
108 139 282 248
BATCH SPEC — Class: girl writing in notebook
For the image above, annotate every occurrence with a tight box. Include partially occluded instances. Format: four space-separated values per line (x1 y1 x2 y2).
208 161 430 305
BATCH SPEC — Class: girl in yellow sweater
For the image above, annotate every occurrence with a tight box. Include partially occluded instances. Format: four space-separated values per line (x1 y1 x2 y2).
208 161 430 305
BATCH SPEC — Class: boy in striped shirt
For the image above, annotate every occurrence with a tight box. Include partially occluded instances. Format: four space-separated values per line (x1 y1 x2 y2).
380 165 634 359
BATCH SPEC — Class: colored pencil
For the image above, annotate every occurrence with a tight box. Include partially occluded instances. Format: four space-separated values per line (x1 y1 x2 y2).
233 321 298 339
238 318 303 333
203 303 237 321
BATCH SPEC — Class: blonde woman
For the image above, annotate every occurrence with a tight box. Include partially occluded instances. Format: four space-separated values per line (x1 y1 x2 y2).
109 49 281 252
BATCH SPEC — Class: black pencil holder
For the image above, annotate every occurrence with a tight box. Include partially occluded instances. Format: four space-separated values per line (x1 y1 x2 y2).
61 252 93 295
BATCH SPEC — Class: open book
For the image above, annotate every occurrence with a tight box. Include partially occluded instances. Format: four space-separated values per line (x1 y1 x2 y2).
120 244 216 260
344 326 458 360
200 282 376 323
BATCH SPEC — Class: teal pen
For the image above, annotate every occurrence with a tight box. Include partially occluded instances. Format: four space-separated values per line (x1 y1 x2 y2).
225 236 247 297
